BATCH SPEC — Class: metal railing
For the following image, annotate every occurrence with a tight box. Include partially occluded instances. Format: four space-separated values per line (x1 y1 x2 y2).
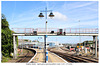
12 28 98 34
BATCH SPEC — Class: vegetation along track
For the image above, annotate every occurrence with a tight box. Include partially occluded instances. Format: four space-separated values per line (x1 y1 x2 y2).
16 48 36 63
51 51 98 63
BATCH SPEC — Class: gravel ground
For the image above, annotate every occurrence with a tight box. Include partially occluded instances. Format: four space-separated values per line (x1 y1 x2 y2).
4 49 34 63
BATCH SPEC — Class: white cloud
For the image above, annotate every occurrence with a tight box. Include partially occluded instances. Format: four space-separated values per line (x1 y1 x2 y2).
62 1 97 10
73 2 95 9
51 12 67 21
86 7 98 12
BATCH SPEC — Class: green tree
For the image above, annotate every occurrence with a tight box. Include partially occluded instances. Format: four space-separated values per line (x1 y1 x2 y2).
1 14 15 57
24 39 28 41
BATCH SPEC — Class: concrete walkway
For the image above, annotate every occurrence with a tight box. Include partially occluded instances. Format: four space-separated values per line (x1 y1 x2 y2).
30 48 67 63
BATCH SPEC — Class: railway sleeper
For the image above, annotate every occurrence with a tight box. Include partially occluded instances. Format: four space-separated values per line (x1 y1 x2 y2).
16 49 35 62
66 54 98 63
56 52 96 63
61 48 98 62
58 54 79 63
67 53 98 62
53 52 89 63
61 53 93 63
53 52 84 63
75 56 98 63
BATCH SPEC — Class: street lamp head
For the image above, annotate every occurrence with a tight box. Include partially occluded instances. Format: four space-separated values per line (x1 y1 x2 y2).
49 12 54 17
38 13 44 17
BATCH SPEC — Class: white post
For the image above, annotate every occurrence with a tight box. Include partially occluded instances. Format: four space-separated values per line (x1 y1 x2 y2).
78 49 80 52
13 35 17 59
46 21 47 34
69 46 71 49
93 36 95 55
90 44 92 53
85 48 87 53
95 36 97 57
22 36 23 54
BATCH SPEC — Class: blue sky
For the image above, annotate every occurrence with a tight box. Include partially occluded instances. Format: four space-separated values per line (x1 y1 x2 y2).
1 1 98 44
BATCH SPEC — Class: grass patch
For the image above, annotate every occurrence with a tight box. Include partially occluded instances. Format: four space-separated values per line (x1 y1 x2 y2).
1 56 11 62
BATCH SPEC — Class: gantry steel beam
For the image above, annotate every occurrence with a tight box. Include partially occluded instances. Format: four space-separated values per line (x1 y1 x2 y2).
12 33 98 36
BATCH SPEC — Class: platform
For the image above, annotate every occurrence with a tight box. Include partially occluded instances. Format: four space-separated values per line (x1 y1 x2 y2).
29 48 67 63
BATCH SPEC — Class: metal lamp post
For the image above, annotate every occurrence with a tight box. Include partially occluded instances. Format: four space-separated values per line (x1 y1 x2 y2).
79 20 81 48
38 7 54 63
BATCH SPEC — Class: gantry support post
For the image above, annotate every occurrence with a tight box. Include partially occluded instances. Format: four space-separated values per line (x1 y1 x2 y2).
93 36 97 57
44 35 46 63
95 36 97 57
93 36 95 55
44 35 48 63
13 35 17 59
84 42 86 52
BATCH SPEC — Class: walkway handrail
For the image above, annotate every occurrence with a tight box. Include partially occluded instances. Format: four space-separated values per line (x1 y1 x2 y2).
12 28 98 34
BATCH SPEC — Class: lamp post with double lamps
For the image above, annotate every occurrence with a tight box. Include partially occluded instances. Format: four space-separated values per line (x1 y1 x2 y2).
38 7 54 63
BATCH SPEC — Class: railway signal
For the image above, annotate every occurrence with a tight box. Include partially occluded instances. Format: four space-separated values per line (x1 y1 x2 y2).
57 29 66 35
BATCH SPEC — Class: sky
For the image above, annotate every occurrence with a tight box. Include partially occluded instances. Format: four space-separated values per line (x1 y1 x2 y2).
1 1 98 44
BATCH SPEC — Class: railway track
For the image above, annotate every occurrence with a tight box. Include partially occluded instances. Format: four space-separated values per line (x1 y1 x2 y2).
60 47 98 61
53 52 98 63
16 49 35 63
50 51 98 63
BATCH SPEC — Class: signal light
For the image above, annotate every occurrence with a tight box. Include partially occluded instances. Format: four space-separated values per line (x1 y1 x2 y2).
60 32 62 34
